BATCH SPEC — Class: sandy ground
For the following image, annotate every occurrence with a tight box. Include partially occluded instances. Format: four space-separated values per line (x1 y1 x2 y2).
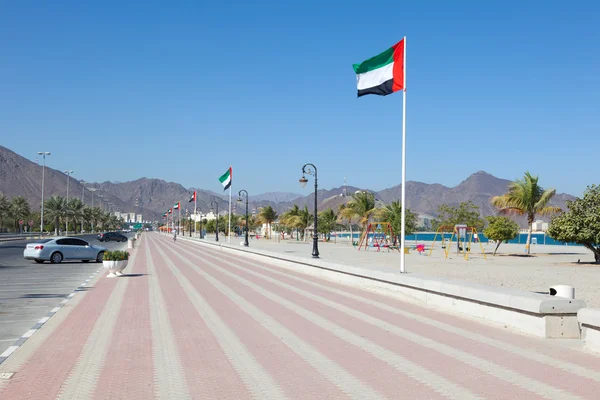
225 236 600 307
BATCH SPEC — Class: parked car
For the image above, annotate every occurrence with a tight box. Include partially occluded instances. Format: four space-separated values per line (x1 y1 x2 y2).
97 232 128 242
23 237 107 264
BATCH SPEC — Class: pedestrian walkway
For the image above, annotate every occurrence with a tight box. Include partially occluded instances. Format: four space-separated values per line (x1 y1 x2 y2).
1 232 599 399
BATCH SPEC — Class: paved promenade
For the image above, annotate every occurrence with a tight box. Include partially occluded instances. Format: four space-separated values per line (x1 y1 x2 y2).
1 232 599 399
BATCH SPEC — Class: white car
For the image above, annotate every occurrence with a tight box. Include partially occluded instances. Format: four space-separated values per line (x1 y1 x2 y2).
23 237 107 264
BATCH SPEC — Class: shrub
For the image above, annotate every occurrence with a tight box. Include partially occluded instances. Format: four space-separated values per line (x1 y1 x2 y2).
103 250 130 261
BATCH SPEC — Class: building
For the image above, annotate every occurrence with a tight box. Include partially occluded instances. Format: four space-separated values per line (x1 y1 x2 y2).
136 214 143 223
417 213 436 230
531 220 549 232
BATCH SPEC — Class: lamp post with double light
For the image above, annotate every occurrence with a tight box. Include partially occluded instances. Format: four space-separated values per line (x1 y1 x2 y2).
211 201 219 242
64 170 73 233
300 163 319 258
38 152 51 235
237 190 249 247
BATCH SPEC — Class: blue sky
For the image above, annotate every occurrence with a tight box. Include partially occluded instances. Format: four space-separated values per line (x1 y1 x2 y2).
1 1 598 197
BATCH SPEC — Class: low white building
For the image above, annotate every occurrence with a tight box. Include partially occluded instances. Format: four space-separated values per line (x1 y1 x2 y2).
531 220 549 232
136 214 143 223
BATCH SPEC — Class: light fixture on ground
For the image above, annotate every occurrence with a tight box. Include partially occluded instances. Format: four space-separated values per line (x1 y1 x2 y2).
210 201 219 242
38 152 51 235
237 189 249 247
300 163 319 258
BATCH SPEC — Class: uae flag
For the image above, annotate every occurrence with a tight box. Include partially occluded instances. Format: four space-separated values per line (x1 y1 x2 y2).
188 191 196 203
219 167 232 191
162 212 167 217
353 39 404 97
173 202 180 210
168 208 172 214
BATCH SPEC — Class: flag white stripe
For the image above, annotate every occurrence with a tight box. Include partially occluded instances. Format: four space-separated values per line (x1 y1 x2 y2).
356 63 394 90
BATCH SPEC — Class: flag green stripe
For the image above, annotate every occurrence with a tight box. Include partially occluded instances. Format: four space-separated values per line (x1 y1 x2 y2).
219 169 231 184
352 46 394 75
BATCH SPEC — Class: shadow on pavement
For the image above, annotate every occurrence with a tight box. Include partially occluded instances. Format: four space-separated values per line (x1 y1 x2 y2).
20 293 70 299
119 273 147 278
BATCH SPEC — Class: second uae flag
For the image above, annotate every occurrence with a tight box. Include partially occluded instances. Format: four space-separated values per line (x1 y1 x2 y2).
219 167 232 191
353 39 404 97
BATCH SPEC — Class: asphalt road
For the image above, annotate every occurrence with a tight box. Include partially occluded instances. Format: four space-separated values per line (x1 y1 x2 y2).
0 233 129 356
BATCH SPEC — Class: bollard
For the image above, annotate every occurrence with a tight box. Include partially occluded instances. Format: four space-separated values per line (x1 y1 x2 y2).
128 238 135 249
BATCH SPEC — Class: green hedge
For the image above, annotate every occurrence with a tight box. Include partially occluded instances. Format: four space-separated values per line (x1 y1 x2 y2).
103 250 130 261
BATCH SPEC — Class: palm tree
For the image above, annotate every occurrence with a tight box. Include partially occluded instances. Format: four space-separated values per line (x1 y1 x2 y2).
318 208 337 240
344 191 377 232
491 172 561 254
374 200 418 239
10 196 31 232
82 207 95 232
0 193 9 232
68 198 86 233
257 206 278 239
44 196 67 235
338 203 356 243
280 205 303 240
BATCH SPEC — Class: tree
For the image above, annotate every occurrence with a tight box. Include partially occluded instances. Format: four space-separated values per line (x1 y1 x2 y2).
0 193 9 232
548 185 600 263
483 216 519 255
44 196 67 235
344 191 377 232
491 172 560 254
432 201 485 232
374 200 418 238
257 206 278 239
9 196 30 232
317 208 337 239
68 198 86 233
280 205 303 238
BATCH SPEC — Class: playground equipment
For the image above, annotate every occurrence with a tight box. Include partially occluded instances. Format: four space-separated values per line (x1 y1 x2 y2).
428 224 486 260
357 222 399 252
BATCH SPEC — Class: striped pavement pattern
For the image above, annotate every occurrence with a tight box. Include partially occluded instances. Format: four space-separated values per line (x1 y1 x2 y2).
0 232 599 399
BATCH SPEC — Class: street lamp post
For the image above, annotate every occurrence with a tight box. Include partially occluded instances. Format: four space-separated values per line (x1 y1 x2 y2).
237 190 249 247
64 170 73 234
300 163 319 258
38 152 51 235
81 180 85 233
211 201 219 242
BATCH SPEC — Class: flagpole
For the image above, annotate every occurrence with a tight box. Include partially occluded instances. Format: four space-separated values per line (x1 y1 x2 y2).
228 185 232 243
194 194 197 238
400 35 407 274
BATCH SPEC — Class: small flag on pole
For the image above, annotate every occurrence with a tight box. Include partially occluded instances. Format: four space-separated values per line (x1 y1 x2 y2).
173 202 180 210
162 212 167 217
218 167 232 191
353 39 404 97
169 208 172 214
188 191 196 203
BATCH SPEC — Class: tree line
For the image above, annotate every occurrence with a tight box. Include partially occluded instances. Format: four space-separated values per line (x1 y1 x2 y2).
0 193 124 234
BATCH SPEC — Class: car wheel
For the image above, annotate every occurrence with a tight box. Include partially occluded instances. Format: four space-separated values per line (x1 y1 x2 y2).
82 260 90 263
104 237 110 242
96 251 105 263
50 252 63 264
34 259 44 264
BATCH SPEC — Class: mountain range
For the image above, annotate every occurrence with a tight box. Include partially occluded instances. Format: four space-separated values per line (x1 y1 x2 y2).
0 145 575 226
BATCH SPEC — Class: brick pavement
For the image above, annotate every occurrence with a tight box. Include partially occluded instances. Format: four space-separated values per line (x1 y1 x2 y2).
0 232 599 399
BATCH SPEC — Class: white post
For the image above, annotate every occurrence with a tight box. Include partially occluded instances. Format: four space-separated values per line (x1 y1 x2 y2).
228 186 232 243
400 36 407 274
194 194 197 237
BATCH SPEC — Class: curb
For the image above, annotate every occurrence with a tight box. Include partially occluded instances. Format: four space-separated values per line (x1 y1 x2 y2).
0 266 105 365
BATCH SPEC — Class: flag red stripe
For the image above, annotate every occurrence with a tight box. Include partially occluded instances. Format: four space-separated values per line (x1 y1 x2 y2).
392 39 405 92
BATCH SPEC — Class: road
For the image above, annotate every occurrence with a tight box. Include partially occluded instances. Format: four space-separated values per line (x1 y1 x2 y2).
0 234 129 356
1 232 599 399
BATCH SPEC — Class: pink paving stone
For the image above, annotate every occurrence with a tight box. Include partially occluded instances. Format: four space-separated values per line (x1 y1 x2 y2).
198 242 600 371
0 273 118 400
147 242 251 400
165 242 446 400
187 249 539 400
158 241 355 400
92 243 154 400
205 248 600 398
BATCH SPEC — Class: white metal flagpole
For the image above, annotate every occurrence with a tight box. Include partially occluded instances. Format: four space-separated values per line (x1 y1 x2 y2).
228 185 232 243
194 193 197 237
400 36 407 274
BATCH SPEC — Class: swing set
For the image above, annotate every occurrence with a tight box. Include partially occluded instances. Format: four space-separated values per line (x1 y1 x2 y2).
428 224 487 260
357 222 399 252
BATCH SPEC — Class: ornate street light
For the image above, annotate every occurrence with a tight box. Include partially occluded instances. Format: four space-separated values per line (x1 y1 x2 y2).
237 190 249 247
210 201 219 242
300 163 319 258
